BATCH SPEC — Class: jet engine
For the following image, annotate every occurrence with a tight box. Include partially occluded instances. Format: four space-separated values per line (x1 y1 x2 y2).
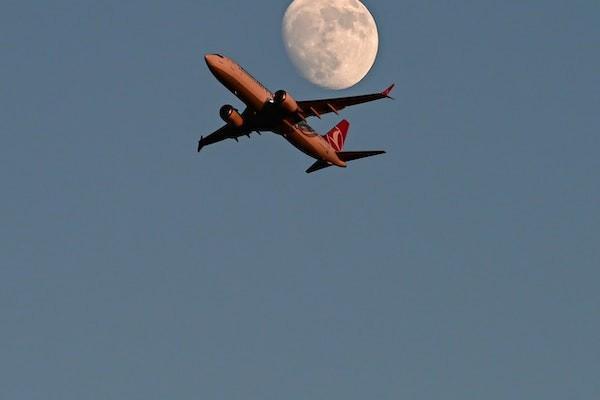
274 90 299 114
219 105 244 128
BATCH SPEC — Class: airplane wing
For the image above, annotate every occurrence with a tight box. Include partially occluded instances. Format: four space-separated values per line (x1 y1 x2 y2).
297 84 395 118
197 124 251 152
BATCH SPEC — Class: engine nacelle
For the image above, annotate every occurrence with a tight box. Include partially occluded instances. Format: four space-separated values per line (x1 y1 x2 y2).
274 90 299 114
219 105 244 128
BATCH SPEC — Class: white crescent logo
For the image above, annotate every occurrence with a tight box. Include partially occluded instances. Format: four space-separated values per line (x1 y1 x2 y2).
329 127 343 151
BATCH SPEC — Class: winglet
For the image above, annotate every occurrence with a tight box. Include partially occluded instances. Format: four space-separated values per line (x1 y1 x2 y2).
382 83 396 99
197 137 204 152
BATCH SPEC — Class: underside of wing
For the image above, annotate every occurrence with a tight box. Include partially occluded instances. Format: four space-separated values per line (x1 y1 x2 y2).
198 124 249 152
297 84 395 119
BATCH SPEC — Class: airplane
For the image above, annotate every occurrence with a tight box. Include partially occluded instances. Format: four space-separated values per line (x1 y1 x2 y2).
198 53 395 173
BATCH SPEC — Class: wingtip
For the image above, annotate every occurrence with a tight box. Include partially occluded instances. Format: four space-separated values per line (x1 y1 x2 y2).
197 136 204 152
382 83 396 99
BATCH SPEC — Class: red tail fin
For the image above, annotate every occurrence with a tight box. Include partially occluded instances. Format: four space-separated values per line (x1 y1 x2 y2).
324 120 349 151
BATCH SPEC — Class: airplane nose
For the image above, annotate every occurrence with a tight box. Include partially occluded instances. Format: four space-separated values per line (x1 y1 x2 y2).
205 53 226 77
204 54 224 72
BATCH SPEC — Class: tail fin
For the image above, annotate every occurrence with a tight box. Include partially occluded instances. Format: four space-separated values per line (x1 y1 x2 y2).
324 119 350 151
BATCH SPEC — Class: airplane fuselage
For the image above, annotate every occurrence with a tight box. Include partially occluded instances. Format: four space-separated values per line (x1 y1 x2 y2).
205 54 346 167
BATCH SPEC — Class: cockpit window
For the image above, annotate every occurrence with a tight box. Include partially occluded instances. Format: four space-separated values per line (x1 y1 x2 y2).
215 54 224 58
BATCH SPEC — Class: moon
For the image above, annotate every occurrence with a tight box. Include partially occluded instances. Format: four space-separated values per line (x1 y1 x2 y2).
282 0 379 90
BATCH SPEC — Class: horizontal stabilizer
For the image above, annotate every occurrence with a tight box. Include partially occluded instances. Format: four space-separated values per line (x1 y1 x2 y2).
337 151 386 162
306 160 331 174
306 151 386 174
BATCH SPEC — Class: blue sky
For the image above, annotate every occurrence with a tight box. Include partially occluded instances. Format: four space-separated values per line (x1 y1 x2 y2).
1 1 599 399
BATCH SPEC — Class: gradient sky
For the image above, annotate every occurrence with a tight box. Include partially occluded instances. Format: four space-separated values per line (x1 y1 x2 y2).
1 1 599 399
